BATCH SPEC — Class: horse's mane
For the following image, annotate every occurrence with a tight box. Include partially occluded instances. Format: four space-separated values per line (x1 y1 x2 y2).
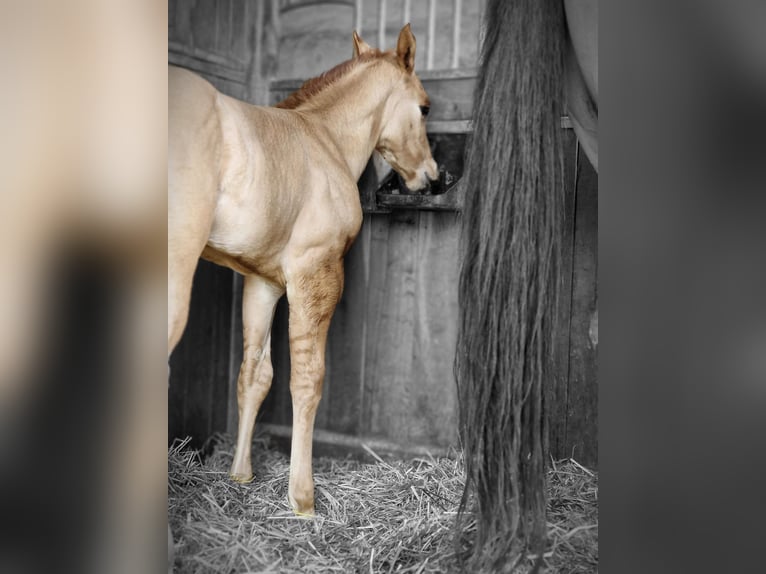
275 50 397 110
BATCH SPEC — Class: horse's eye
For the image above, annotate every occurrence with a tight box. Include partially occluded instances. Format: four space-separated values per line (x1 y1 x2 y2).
419 105 430 117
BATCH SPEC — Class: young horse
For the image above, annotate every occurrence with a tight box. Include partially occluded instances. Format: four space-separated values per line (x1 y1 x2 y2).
168 24 437 516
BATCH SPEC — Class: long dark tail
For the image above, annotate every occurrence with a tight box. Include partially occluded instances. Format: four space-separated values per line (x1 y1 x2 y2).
455 0 566 570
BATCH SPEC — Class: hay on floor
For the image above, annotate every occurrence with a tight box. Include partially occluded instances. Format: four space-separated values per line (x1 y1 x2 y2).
168 434 597 573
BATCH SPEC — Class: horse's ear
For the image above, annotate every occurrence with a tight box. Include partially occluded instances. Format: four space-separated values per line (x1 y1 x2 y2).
352 30 372 58
396 23 416 74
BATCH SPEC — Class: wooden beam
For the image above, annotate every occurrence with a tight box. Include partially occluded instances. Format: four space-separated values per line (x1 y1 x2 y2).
257 423 454 460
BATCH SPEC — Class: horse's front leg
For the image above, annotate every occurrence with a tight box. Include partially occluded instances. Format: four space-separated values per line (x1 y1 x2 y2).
230 274 284 482
285 256 344 515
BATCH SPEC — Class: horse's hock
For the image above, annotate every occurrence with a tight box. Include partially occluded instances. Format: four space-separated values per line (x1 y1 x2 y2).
168 0 597 467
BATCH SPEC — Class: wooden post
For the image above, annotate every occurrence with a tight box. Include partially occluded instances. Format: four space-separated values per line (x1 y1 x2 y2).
427 0 436 69
451 0 462 68
270 0 281 40
355 0 363 34
378 0 387 49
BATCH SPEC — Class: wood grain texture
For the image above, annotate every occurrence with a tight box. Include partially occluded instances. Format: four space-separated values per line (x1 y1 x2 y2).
317 228 367 434
564 149 598 465
551 129 578 461
409 211 460 445
363 212 420 441
169 261 233 447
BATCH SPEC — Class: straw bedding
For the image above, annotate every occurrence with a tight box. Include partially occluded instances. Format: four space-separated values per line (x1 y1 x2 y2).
168 434 597 573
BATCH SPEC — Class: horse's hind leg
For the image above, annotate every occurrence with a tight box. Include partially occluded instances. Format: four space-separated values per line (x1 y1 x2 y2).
230 275 284 482
168 233 208 356
285 256 344 515
167 180 218 356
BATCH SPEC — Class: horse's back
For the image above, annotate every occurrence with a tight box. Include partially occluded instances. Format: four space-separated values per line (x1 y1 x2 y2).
169 66 218 120
169 66 221 164
168 65 223 205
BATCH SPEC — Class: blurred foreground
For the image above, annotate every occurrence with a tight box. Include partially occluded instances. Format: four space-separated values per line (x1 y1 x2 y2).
0 1 166 572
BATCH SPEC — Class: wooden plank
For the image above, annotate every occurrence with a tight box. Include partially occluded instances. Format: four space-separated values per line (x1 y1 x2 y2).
378 0 386 50
565 146 598 467
247 0 268 105
355 0 363 34
354 210 461 447
360 215 394 430
376 185 461 211
261 296 292 427
169 261 234 445
550 130 579 460
168 0 178 33
226 273 244 435
427 0 436 70
316 223 368 434
409 211 460 446
427 119 472 133
191 0 218 52
363 211 421 443
258 423 453 461
232 0 250 61
451 0 463 68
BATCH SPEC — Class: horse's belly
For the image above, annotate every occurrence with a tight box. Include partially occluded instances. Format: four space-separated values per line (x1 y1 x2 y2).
201 243 285 286
204 199 292 283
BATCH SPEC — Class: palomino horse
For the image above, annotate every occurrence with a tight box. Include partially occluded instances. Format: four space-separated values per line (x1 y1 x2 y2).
168 24 437 516
455 0 597 571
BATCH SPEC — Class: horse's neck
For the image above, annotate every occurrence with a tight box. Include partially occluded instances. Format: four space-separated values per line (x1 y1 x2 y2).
303 71 393 181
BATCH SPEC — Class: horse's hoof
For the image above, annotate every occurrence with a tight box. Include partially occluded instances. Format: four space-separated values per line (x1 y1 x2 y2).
292 506 315 519
229 472 254 484
288 493 315 517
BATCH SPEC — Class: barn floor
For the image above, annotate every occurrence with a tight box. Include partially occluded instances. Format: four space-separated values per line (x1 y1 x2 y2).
168 434 597 573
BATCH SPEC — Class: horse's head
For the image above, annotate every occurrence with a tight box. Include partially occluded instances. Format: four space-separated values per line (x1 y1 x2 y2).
354 25 438 192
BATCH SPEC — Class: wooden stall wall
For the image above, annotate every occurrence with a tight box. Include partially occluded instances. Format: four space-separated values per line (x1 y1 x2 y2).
168 0 598 467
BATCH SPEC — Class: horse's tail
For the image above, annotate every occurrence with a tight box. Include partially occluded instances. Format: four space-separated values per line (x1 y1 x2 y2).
455 0 566 570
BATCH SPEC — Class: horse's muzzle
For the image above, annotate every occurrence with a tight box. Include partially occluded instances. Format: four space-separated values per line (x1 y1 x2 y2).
423 173 444 195
400 168 445 195
378 167 450 196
